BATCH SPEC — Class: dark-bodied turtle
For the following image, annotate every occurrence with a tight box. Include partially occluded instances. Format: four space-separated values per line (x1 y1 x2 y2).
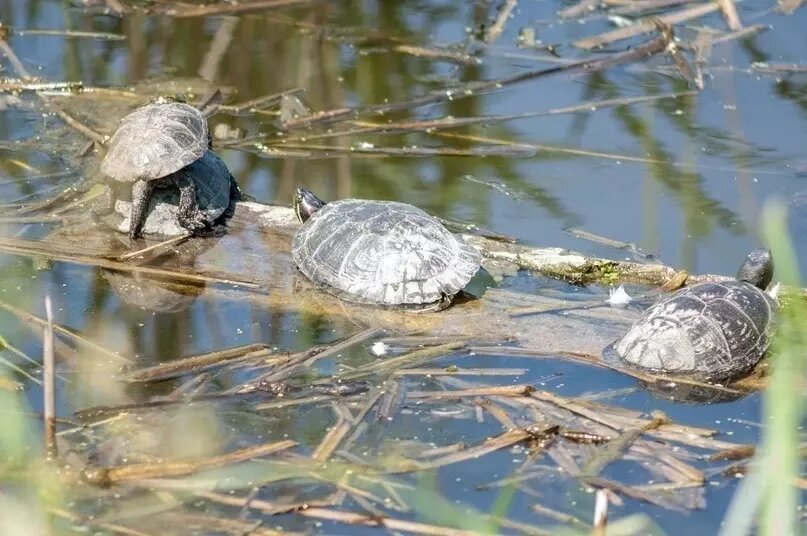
603 248 778 382
109 150 238 237
100 99 240 238
291 188 481 311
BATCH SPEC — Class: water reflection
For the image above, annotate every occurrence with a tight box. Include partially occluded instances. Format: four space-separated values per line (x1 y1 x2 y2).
1 1 806 533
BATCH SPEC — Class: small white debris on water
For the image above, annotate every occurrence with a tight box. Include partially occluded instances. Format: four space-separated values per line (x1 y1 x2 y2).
607 15 633 28
607 285 633 306
371 341 389 356
355 141 374 150
768 281 782 301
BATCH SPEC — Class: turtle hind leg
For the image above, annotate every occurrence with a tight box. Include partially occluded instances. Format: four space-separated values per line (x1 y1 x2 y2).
129 179 156 239
172 172 207 235
219 174 241 222
189 223 227 238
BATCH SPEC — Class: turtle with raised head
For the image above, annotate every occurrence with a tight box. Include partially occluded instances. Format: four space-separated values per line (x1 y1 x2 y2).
100 99 240 238
603 248 778 382
291 188 481 311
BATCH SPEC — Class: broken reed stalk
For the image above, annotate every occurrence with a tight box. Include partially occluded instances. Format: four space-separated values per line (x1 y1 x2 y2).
311 404 354 462
43 295 57 459
592 489 609 535
574 2 719 49
125 343 273 382
385 425 553 474
198 490 481 536
116 234 190 262
392 367 528 376
279 91 694 145
0 236 261 289
239 327 382 393
338 341 466 381
83 439 297 485
485 0 518 45
164 0 309 17
407 385 535 399
581 414 668 477
0 298 129 363
715 0 742 30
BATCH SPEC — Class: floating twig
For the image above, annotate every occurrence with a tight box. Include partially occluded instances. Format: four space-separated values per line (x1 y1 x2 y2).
392 367 527 376
715 0 742 30
407 385 535 399
198 490 481 536
485 0 519 45
164 0 310 18
14 29 126 40
394 45 478 65
574 2 719 49
312 403 354 462
125 343 273 383
115 234 191 262
83 440 297 486
0 236 261 289
581 413 668 477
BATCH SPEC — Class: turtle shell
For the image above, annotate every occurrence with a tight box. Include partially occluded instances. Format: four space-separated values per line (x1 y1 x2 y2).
291 199 481 308
101 102 208 183
603 281 777 381
112 150 233 236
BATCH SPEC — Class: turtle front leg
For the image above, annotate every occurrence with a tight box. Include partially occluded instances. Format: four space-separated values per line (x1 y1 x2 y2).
129 179 156 239
172 172 207 235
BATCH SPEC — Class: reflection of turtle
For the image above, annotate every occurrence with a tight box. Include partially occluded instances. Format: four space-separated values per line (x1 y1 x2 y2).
604 249 777 382
636 377 752 405
100 100 240 238
103 271 204 313
291 188 481 312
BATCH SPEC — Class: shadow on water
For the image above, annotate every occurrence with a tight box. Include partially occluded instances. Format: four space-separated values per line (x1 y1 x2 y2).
0 0 805 534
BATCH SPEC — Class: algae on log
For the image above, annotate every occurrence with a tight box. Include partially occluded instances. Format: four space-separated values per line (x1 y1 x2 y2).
240 201 735 289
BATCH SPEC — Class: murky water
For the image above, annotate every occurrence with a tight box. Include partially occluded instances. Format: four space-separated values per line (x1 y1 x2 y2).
1 0 805 534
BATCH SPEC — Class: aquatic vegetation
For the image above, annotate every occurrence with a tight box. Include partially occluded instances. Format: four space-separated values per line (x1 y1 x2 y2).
0 0 805 534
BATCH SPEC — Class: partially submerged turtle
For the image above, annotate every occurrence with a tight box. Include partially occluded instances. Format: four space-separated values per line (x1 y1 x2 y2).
291 188 481 311
603 248 778 382
100 100 240 238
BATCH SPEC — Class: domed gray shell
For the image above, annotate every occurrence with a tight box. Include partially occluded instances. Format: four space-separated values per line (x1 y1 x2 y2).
112 151 232 236
101 102 208 183
291 199 481 307
608 281 777 381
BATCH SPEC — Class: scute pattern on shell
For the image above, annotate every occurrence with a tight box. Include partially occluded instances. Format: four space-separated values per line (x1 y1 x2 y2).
291 199 481 306
101 102 208 182
611 281 776 381
112 151 232 236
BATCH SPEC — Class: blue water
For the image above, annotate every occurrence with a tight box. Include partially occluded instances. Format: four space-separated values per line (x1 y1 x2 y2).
1 0 805 533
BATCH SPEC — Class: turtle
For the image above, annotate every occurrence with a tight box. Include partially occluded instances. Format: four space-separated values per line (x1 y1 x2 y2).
291 188 481 311
108 150 239 237
603 248 778 382
99 99 240 238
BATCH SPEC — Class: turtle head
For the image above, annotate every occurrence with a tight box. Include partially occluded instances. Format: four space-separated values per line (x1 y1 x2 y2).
736 248 774 289
294 188 326 223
